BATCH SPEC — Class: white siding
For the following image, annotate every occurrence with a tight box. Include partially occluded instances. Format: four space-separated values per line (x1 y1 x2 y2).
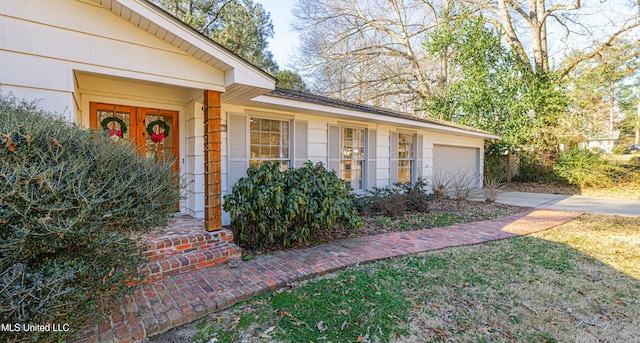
1 0 225 117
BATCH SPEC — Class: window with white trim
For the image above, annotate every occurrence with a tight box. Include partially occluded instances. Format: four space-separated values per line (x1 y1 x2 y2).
340 127 366 190
397 133 415 183
249 117 290 170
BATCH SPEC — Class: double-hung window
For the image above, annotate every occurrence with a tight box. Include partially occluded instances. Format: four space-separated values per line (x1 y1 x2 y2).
397 133 415 183
391 132 422 185
249 117 290 170
339 127 366 190
328 124 376 190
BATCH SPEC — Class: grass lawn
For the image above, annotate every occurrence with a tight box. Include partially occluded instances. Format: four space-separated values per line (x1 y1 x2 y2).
193 214 640 343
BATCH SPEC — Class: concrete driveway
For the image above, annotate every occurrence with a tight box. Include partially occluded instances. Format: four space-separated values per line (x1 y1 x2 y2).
468 190 640 217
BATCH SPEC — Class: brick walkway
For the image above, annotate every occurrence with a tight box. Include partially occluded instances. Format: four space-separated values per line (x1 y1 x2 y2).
78 209 581 343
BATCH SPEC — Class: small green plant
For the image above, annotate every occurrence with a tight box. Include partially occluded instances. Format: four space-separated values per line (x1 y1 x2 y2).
611 145 627 155
0 95 180 342
375 216 393 227
223 161 363 251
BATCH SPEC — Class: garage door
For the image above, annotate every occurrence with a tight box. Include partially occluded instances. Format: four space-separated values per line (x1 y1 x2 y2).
432 145 480 189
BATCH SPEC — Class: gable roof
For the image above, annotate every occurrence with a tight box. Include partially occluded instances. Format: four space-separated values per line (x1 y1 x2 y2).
96 0 275 91
266 88 498 139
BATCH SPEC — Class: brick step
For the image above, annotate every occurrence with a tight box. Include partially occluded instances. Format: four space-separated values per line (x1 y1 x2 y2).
139 223 242 283
143 229 235 261
141 244 241 283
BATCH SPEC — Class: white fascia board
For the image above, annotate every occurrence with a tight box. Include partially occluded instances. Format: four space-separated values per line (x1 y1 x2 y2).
112 0 275 89
253 95 500 140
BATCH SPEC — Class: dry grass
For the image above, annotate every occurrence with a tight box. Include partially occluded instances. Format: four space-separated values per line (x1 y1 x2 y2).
187 214 640 343
503 181 640 200
534 214 640 279
395 214 640 342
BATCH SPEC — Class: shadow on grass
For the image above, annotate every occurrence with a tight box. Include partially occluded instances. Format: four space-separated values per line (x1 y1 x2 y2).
180 213 640 343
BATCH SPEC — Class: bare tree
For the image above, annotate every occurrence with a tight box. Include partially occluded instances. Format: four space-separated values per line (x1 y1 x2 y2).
468 0 640 75
292 0 639 113
293 0 458 111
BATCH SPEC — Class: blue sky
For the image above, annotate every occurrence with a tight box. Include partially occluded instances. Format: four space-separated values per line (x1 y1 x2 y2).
256 0 298 69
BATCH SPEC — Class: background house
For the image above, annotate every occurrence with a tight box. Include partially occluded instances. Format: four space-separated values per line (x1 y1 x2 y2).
0 0 497 227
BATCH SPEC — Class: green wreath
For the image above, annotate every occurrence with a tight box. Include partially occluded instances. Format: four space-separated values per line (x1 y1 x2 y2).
100 117 127 137
147 120 170 143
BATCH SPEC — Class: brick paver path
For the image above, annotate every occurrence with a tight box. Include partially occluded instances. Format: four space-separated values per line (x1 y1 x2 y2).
78 209 580 342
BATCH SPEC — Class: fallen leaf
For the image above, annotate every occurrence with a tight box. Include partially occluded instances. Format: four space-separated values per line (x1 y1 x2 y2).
8 143 16 152
615 300 628 306
356 335 363 342
230 316 241 330
341 321 349 330
50 137 63 148
316 321 327 332
264 326 275 334
338 309 348 315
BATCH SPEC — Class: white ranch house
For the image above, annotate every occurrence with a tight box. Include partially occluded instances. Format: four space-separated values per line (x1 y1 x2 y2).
0 0 497 229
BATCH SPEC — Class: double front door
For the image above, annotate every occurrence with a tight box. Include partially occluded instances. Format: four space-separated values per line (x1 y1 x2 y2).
89 102 179 172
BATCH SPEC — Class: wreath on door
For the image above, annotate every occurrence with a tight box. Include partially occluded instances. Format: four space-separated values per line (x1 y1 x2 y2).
146 120 170 143
100 117 127 138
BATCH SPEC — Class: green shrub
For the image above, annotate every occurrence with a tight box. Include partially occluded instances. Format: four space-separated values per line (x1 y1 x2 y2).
484 154 506 182
611 145 627 155
0 96 180 342
553 149 625 188
513 153 552 182
223 161 362 251
354 178 433 217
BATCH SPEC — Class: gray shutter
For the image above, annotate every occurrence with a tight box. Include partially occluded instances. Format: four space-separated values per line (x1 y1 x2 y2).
294 120 308 168
389 131 398 185
414 134 423 183
367 129 377 189
228 114 248 189
328 125 340 173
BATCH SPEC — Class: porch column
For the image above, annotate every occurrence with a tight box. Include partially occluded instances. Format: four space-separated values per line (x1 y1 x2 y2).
204 90 222 231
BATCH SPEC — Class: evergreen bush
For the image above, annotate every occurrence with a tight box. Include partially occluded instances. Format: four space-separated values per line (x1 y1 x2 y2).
0 95 180 342
223 161 362 251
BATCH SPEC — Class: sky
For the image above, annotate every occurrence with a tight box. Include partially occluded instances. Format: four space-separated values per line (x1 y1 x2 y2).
255 0 298 69
255 0 639 71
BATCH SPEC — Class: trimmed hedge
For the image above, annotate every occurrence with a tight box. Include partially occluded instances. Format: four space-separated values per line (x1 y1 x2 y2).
0 95 180 342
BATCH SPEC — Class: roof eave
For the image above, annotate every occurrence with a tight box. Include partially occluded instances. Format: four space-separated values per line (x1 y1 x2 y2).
252 94 499 140
98 0 276 90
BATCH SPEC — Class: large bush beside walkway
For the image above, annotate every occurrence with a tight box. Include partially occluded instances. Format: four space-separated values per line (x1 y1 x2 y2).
0 95 180 342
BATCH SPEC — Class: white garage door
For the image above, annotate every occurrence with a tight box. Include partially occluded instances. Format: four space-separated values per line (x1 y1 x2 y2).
432 145 480 189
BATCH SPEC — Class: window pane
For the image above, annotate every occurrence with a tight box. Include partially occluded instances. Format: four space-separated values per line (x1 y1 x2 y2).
340 127 365 189
397 134 415 183
249 117 290 167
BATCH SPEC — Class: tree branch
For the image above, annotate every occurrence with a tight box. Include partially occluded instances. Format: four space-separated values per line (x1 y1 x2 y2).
561 20 640 77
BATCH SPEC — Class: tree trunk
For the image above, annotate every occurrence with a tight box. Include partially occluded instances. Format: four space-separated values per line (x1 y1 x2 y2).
635 102 640 144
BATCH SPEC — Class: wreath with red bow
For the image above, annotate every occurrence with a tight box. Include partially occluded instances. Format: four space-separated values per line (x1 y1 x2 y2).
146 120 170 143
100 117 127 138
